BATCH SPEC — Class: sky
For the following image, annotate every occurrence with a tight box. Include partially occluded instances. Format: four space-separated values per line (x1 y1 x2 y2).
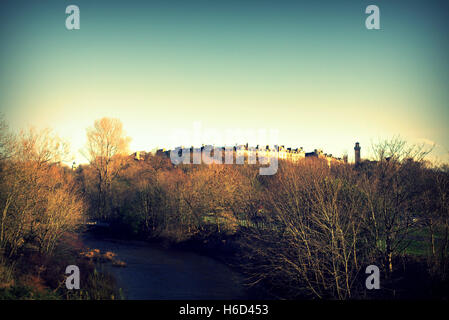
0 0 448 164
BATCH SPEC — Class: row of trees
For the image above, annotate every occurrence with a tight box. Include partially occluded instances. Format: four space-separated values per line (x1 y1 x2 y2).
0 117 84 258
239 142 449 299
2 116 446 299
79 118 257 241
78 118 449 299
0 116 125 299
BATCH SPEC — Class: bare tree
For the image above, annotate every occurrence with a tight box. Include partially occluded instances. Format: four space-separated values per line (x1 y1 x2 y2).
84 118 131 219
0 127 84 256
429 165 449 278
0 114 13 161
362 137 432 274
240 160 367 299
17 127 70 165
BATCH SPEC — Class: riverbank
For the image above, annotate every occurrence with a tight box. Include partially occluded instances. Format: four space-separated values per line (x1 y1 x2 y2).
0 231 120 300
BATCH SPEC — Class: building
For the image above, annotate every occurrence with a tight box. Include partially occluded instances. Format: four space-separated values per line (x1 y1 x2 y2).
132 151 149 161
131 143 345 167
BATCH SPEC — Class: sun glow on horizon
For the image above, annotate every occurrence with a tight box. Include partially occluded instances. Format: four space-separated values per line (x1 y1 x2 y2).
1 0 448 166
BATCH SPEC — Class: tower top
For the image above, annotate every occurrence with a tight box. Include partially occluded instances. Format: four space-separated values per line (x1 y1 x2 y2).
354 142 361 165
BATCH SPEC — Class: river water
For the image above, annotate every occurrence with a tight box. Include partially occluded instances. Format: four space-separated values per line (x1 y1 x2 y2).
82 234 250 300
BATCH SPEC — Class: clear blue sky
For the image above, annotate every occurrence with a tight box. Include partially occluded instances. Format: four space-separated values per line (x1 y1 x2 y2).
1 0 448 164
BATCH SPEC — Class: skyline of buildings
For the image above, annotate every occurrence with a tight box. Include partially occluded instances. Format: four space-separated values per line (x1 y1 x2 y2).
130 142 363 167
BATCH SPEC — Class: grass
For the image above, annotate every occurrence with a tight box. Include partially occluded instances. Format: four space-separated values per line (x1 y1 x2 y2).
404 227 448 257
405 239 430 256
63 267 123 300
0 232 123 300
0 285 60 300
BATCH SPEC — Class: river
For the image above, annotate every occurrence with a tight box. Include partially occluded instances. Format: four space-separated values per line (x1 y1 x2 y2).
82 233 250 300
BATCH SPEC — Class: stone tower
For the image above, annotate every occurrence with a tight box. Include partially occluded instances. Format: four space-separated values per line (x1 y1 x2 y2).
354 142 361 166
